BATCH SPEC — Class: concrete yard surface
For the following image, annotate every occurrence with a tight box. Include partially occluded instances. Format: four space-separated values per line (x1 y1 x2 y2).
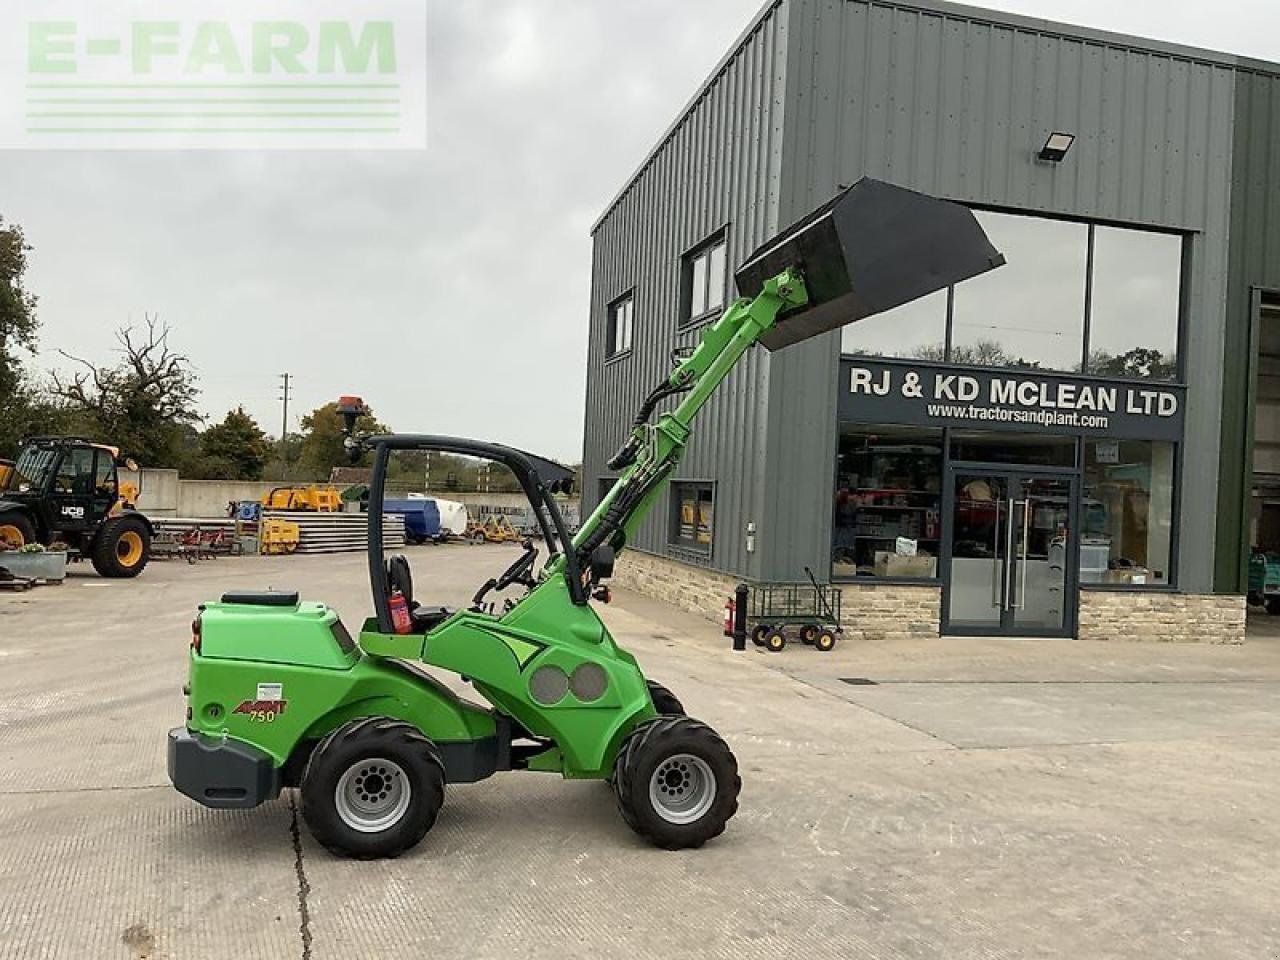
0 546 1277 959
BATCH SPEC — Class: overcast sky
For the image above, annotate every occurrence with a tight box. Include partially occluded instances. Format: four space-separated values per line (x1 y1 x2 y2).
6 0 1277 462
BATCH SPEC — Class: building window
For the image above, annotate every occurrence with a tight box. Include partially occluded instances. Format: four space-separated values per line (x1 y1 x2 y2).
670 482 714 554
839 209 1185 381
841 288 949 360
681 231 727 325
606 294 633 359
1081 439 1175 586
833 425 942 579
951 212 1089 372
1087 227 1182 380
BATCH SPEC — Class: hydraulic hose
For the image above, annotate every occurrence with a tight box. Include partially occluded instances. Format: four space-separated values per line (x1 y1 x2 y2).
606 379 687 470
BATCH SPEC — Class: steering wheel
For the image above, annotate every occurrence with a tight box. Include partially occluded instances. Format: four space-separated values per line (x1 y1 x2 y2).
495 539 538 590
472 540 539 608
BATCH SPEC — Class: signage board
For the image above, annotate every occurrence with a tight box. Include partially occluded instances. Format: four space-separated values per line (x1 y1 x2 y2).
837 358 1185 442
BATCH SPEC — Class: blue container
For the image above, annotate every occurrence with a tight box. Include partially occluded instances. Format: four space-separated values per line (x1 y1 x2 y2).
383 498 441 544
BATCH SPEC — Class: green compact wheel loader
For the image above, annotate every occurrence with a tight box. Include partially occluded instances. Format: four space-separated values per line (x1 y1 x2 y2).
168 179 1004 857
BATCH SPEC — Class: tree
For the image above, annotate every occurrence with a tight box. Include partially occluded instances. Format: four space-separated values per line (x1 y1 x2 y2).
0 218 47 458
298 402 389 480
50 315 202 467
1088 347 1176 381
196 407 272 480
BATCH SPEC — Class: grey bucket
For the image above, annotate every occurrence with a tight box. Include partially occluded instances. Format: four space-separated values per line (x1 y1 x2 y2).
734 177 1005 352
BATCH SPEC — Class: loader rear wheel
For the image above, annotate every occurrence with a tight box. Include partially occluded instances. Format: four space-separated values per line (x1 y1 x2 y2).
0 511 35 550
301 717 445 860
91 514 151 578
612 716 739 850
646 679 685 716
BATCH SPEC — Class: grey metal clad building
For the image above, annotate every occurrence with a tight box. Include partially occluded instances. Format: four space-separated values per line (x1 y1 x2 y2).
582 0 1280 643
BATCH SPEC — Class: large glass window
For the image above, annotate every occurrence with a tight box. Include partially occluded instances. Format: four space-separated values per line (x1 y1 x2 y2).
1081 439 1175 585
833 425 942 579
951 212 1088 372
838 210 1185 382
840 288 948 360
1087 227 1182 380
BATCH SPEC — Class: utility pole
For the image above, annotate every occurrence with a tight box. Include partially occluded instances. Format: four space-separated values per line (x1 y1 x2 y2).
278 373 292 442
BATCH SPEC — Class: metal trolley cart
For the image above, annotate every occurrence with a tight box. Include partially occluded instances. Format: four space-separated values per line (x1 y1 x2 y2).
748 568 843 653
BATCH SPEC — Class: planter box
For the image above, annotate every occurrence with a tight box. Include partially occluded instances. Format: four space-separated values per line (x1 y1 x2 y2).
0 551 68 582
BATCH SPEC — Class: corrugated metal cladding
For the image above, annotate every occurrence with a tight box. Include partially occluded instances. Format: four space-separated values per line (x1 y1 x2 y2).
582 0 791 578
1218 70 1280 591
585 0 1279 592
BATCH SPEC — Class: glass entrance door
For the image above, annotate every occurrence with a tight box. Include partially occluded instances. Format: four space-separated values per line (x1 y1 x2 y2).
943 468 1077 636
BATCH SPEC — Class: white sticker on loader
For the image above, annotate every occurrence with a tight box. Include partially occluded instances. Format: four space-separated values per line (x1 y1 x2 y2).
257 683 284 702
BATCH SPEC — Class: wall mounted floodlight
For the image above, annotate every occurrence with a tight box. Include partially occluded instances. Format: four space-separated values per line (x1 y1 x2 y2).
1037 132 1076 163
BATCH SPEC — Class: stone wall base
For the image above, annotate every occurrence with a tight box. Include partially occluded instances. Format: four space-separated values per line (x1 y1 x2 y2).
1078 591 1245 644
610 551 941 642
613 551 1248 645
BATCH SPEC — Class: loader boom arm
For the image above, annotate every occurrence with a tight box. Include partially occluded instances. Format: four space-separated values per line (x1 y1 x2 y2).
572 268 808 565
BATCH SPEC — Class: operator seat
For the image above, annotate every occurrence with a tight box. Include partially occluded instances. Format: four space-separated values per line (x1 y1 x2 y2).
386 554 452 633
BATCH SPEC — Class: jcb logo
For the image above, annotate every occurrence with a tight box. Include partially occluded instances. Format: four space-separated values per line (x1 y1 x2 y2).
61 505 85 519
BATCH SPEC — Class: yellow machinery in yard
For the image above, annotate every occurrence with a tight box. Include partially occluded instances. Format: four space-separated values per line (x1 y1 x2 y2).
260 485 342 513
259 518 301 555
467 513 522 543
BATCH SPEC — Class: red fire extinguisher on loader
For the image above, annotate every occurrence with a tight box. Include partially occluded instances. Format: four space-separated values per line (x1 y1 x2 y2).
389 589 413 635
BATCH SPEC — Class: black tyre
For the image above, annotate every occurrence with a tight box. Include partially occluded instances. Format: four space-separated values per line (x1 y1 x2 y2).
1267 597 1280 617
646 679 686 716
1248 591 1263 607
612 716 740 850
301 717 445 859
799 624 819 645
91 514 151 578
0 510 36 549
813 628 837 652
764 629 787 653
750 624 771 647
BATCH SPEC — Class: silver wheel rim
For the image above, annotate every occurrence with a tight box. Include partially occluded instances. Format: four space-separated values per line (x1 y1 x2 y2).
648 753 716 825
334 758 411 833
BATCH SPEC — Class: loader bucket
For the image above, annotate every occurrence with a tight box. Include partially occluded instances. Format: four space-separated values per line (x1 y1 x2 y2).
735 177 1005 351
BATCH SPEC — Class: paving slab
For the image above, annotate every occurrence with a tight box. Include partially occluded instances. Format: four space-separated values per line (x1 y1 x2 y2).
0 547 1276 959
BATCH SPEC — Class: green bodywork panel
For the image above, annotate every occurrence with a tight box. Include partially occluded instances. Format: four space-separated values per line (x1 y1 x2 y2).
182 271 810 782
188 601 496 767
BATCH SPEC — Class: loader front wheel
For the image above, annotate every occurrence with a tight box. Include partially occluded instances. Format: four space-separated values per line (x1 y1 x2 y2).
612 716 740 850
301 717 445 860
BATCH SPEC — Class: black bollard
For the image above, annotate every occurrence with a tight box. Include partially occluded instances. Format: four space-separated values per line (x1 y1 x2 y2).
732 583 749 651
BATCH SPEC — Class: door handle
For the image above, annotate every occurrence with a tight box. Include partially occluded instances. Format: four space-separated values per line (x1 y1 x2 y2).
990 498 1003 608
1016 499 1031 610
1003 497 1016 610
